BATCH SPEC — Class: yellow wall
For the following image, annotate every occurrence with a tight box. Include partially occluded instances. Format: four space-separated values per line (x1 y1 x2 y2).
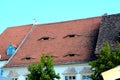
101 66 120 80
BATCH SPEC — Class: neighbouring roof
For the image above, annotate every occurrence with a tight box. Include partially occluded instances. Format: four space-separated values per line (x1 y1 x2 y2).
4 17 102 67
96 13 120 52
0 24 32 60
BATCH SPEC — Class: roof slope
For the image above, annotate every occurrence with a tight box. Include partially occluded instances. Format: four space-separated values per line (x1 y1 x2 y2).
5 17 102 67
96 13 120 52
0 25 32 60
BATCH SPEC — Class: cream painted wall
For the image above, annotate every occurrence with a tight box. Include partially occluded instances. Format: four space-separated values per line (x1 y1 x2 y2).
3 63 91 80
101 66 120 80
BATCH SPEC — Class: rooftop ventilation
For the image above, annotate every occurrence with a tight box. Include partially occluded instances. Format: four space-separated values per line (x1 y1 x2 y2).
21 57 35 60
38 37 54 41
63 34 80 38
63 53 80 57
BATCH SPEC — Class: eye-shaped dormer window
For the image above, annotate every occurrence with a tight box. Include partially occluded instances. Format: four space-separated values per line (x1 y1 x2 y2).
21 57 35 60
38 37 54 41
63 34 80 38
63 53 80 57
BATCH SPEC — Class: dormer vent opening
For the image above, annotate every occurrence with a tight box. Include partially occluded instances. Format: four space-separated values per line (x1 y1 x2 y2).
63 34 80 38
42 37 49 40
68 34 76 38
21 57 35 60
38 37 54 41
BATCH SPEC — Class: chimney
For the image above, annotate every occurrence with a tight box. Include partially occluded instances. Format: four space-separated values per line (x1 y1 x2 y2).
103 13 108 16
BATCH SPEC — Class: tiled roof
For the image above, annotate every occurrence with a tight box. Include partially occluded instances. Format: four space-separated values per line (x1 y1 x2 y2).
96 13 120 52
0 24 32 60
4 17 102 67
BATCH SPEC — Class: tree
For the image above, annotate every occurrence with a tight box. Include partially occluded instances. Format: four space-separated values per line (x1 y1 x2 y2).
89 41 120 80
27 54 60 80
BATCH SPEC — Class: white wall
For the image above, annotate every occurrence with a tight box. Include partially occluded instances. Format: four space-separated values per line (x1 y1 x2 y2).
0 60 7 75
3 63 91 80
101 66 120 80
0 61 7 67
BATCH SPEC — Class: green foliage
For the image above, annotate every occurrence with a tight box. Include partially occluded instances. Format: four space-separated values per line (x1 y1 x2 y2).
89 41 120 80
27 54 60 80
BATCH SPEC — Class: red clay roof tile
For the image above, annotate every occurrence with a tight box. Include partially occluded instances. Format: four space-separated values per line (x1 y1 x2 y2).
4 17 102 67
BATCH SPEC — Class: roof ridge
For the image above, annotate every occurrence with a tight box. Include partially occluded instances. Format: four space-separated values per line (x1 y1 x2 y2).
6 24 33 29
35 16 101 26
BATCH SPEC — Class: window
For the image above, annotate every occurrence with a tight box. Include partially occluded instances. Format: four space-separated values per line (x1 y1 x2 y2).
7 44 16 56
63 67 77 80
12 78 18 80
82 75 91 80
65 76 76 80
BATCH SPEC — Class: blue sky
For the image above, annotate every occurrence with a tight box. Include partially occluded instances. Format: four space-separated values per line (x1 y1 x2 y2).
0 0 120 34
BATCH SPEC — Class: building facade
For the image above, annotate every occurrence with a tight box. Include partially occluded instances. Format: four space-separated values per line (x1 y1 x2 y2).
3 63 93 80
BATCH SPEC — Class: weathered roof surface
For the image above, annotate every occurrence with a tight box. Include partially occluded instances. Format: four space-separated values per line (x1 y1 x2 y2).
96 13 120 52
0 24 32 60
5 17 102 67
